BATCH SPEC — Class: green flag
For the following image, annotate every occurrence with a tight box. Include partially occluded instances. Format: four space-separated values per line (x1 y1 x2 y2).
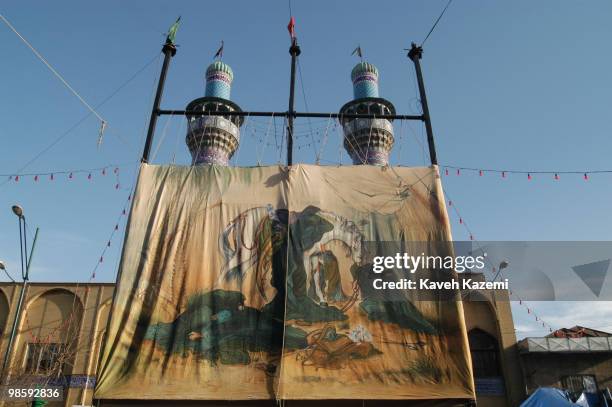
166 16 181 44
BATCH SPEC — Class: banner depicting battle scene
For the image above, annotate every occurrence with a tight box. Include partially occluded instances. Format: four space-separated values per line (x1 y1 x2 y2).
95 164 474 401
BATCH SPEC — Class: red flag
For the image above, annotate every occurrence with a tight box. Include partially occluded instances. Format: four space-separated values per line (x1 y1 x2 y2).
287 16 295 38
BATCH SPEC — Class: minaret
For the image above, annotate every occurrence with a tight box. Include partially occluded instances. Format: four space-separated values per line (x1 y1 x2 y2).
339 62 396 165
185 61 243 165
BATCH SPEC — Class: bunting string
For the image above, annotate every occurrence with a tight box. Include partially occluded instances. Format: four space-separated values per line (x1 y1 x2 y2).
441 164 610 181
88 188 134 281
387 166 556 334
444 189 555 333
2 163 136 188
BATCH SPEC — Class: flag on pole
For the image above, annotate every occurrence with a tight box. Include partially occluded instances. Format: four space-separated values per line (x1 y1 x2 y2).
351 45 363 59
287 16 296 39
166 16 181 44
214 41 224 59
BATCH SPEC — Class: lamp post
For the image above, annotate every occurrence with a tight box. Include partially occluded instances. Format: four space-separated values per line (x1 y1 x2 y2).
1 205 39 379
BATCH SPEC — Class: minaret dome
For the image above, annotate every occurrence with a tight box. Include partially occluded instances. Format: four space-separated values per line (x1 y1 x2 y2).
339 62 395 166
185 60 243 166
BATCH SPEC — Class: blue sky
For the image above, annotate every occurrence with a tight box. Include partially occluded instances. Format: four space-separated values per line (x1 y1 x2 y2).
1 0 611 338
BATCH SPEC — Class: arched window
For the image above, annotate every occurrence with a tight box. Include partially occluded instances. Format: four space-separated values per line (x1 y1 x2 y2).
468 328 501 377
22 289 83 378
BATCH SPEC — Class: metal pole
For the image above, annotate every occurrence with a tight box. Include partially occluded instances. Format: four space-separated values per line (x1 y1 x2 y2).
1 227 38 378
408 42 438 166
25 228 39 280
158 109 424 121
141 41 177 163
286 37 301 166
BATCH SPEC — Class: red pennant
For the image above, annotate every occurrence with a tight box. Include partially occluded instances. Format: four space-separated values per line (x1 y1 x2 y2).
554 173 559 180
445 168 449 176
459 218 463 224
584 173 588 180
527 173 532 180
15 175 19 182
88 173 92 180
287 16 296 38
479 170 483 176
34 175 38 182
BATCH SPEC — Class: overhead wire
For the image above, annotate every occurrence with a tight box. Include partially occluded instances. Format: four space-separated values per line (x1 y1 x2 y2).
0 13 105 123
0 52 160 189
296 58 318 156
421 0 454 47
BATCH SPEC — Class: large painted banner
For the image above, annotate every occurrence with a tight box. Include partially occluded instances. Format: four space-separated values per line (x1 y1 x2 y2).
95 164 474 401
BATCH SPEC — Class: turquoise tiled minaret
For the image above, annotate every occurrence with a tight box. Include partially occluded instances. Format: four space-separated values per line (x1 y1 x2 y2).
339 62 395 166
205 61 233 100
351 62 379 99
185 61 243 166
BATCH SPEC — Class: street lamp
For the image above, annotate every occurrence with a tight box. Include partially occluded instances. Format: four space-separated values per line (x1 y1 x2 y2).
11 205 23 218
492 260 510 282
0 261 15 283
1 205 39 378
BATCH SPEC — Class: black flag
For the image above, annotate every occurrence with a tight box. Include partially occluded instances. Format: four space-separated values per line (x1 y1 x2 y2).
351 45 363 58
214 41 224 59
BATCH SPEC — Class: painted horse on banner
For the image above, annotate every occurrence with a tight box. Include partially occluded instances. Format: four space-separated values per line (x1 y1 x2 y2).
219 205 364 306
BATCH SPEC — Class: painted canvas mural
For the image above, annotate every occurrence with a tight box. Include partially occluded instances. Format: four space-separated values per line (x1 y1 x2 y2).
95 164 474 400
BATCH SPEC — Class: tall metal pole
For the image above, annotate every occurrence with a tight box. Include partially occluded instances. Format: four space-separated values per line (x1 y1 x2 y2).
286 37 301 166
141 41 177 163
2 226 38 378
408 42 438 166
